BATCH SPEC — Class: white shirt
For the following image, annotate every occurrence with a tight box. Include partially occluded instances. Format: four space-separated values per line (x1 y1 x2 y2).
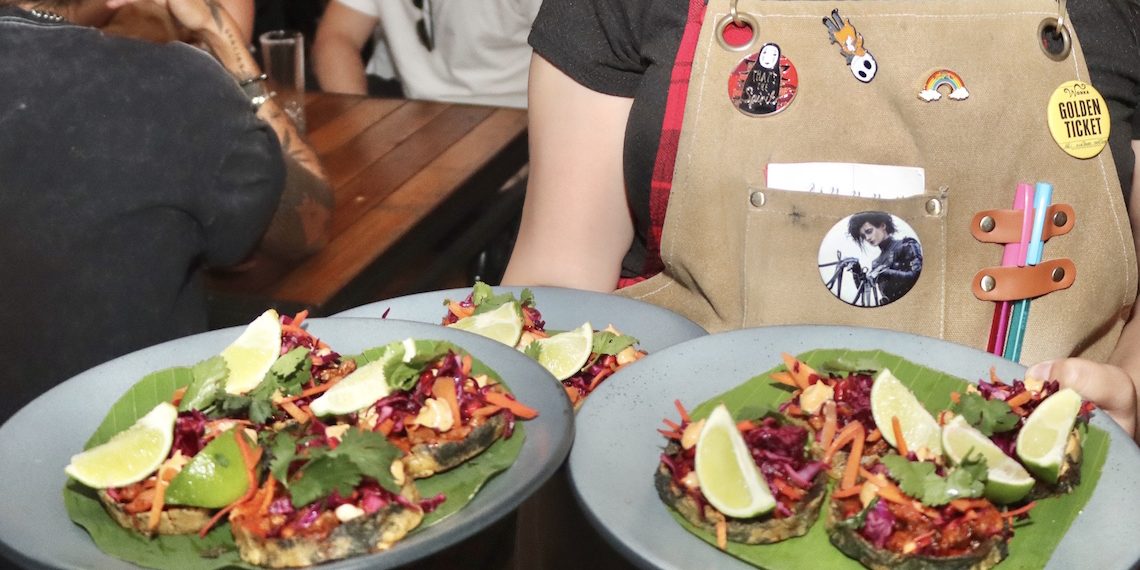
333 0 539 108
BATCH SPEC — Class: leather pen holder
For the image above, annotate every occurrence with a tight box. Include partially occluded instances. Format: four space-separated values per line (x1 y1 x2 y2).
970 203 1076 301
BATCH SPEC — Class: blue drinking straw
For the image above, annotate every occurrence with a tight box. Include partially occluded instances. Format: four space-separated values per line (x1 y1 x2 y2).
1003 182 1053 362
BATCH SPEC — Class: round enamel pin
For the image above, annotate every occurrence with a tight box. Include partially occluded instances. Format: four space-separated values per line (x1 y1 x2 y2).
728 43 799 117
817 211 923 308
1047 80 1110 159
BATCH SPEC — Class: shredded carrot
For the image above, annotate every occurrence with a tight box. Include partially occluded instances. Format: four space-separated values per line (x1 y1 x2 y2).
891 416 909 457
842 424 866 490
773 478 805 500
146 461 175 532
736 419 756 432
657 429 684 440
663 418 682 431
820 401 838 449
950 498 992 512
448 301 475 319
460 354 473 378
874 483 910 505
674 399 691 423
783 403 803 416
769 371 799 388
563 385 578 401
587 368 612 392
257 477 277 515
278 399 310 423
950 391 961 404
1006 391 1033 408
377 417 395 436
433 377 462 428
282 379 339 403
990 366 1001 384
780 353 816 389
171 387 187 406
484 391 538 419
281 322 309 336
825 421 864 462
521 309 534 329
867 428 882 442
291 310 309 326
1002 501 1037 519
832 484 863 499
715 518 727 550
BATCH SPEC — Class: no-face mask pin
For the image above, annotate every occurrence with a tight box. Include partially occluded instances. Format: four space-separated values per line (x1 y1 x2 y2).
822 9 877 83
728 43 799 117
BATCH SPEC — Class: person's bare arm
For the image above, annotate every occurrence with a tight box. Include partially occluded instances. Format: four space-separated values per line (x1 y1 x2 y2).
1028 138 1140 442
215 0 252 44
313 1 378 95
106 0 332 258
501 55 634 291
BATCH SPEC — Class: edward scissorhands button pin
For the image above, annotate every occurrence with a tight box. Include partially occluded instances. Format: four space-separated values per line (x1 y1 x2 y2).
817 211 923 307
728 43 799 117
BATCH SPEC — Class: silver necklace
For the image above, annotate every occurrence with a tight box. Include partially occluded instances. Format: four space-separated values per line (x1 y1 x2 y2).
29 8 65 22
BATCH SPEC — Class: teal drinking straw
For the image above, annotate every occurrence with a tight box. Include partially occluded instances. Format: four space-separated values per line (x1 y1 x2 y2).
1003 182 1054 361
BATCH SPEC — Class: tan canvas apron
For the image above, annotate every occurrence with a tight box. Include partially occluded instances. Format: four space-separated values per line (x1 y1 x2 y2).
619 0 1136 365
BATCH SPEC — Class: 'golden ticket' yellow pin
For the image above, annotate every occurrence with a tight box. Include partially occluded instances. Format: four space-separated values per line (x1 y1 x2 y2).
1047 80 1109 159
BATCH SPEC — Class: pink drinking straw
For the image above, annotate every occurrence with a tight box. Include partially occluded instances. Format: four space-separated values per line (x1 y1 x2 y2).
991 183 1035 355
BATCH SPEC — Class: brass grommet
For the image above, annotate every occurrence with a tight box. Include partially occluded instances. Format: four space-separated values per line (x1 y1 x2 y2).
749 190 766 208
979 216 996 233
715 11 760 53
925 198 943 216
980 275 996 292
1052 267 1066 282
1053 211 1068 227
1038 17 1071 61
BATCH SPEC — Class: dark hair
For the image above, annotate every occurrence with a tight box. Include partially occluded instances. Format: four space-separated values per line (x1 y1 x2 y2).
848 211 895 244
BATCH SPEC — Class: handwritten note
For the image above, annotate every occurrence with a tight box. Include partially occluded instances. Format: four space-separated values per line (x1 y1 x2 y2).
766 163 925 199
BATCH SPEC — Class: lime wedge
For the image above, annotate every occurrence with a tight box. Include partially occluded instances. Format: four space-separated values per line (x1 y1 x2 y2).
447 302 524 347
309 359 392 416
870 368 942 456
532 322 593 381
221 309 282 395
1016 388 1082 484
695 404 776 518
165 429 252 508
942 415 1034 504
65 402 177 489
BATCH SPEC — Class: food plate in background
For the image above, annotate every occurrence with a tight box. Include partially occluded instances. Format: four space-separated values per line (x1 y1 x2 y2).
0 319 573 570
330 286 708 353
569 325 1140 570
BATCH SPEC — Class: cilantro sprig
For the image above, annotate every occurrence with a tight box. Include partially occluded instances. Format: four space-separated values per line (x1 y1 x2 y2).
463 281 535 315
881 454 987 506
268 428 403 508
951 392 1019 436
592 331 639 356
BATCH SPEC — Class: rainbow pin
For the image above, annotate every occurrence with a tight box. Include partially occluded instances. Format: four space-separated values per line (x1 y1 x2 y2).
919 69 970 102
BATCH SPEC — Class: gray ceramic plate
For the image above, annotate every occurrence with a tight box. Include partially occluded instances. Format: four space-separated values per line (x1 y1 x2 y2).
0 318 573 569
331 286 708 354
569 325 1140 570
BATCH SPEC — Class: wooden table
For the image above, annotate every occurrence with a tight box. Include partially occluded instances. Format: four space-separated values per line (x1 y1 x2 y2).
206 93 529 327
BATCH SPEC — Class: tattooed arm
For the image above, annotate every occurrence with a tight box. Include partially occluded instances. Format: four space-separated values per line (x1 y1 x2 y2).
106 0 332 258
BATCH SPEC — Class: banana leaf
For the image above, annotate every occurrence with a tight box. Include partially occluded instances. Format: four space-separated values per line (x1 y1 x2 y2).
673 348 1108 570
63 343 525 569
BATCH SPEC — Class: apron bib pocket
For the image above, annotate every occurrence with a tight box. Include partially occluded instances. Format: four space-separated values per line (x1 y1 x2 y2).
743 187 947 337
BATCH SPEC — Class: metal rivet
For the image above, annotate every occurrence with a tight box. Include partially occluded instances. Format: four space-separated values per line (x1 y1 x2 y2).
1053 211 1068 227
979 216 996 233
925 198 943 216
1052 267 1065 282
749 190 766 208
980 275 996 292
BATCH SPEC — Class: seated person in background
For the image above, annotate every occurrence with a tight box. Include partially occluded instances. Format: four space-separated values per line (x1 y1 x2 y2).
0 0 332 422
313 0 539 108
101 0 253 45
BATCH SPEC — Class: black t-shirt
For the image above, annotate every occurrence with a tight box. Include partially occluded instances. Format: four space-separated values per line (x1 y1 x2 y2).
530 0 1140 278
0 9 284 422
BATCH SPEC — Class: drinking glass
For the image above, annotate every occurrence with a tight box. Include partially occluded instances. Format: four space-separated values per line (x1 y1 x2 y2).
259 30 306 133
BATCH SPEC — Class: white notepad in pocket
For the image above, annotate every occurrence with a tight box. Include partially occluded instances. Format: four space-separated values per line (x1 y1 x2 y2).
766 163 925 199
